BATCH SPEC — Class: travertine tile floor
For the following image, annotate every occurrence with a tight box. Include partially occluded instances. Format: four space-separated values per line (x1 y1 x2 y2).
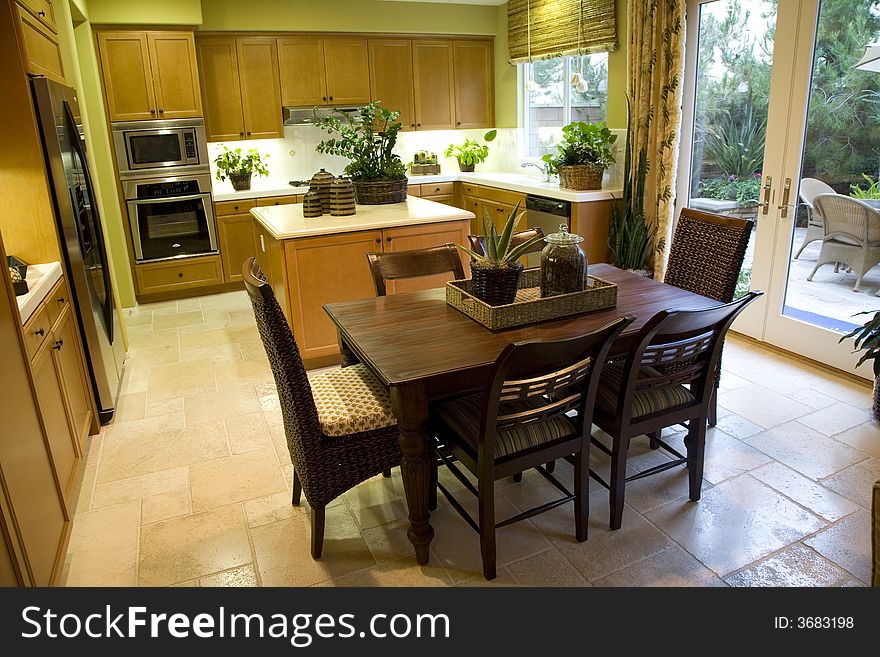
61 291 878 587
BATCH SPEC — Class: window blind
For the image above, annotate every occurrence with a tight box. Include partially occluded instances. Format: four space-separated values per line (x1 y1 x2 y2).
507 0 618 64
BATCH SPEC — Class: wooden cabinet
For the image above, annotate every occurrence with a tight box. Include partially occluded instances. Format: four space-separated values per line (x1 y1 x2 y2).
453 40 494 129
369 39 415 130
97 30 201 122
282 220 469 367
256 195 302 206
198 36 282 141
135 255 224 295
15 3 63 82
52 307 92 451
412 40 456 130
218 214 256 284
408 182 455 207
460 184 526 235
278 36 371 107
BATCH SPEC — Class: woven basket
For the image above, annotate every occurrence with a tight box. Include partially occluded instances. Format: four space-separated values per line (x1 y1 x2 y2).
447 268 618 330
470 262 523 306
458 161 476 173
229 172 252 191
353 178 408 204
558 165 603 190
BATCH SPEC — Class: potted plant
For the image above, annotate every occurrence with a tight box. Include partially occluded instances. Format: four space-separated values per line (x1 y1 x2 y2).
840 310 880 419
445 130 497 172
314 102 408 204
214 146 270 192
458 203 545 306
542 121 617 190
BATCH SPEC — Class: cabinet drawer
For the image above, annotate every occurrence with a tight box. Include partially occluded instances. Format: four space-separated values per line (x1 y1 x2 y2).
461 183 481 197
479 185 526 206
421 182 453 197
135 256 223 295
256 195 299 207
18 0 56 32
44 277 70 328
17 5 63 81
422 194 454 206
215 199 257 216
23 303 51 361
407 185 421 197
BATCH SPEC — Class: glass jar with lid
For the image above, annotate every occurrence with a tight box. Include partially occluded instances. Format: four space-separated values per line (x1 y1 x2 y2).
540 223 588 297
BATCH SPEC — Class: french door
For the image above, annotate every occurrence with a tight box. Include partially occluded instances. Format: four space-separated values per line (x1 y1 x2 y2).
678 0 879 379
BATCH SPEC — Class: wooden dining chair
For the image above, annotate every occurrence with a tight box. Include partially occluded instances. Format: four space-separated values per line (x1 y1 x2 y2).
429 316 634 580
243 258 401 559
591 292 762 530
663 208 754 426
366 243 465 296
467 227 545 258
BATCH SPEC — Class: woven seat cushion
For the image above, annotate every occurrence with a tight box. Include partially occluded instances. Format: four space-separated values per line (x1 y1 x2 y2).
597 363 695 418
435 393 575 458
310 365 397 437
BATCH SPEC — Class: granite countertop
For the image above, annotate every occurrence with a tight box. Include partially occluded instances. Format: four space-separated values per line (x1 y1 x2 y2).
251 196 475 241
15 261 63 324
215 172 621 204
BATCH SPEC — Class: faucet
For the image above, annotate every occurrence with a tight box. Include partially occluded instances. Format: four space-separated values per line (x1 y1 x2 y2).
521 161 550 182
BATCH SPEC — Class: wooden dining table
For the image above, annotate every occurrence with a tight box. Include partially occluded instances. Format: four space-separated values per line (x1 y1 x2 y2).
323 263 719 565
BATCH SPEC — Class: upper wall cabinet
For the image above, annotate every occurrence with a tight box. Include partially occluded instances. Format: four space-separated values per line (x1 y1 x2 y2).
15 1 64 83
197 36 283 142
278 36 371 107
453 40 494 129
97 30 202 122
369 39 415 130
412 40 456 131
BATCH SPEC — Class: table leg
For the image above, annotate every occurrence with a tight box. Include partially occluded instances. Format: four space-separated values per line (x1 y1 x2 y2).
391 383 434 565
337 330 359 367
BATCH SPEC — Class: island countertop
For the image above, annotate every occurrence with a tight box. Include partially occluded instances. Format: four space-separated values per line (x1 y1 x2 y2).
250 196 475 240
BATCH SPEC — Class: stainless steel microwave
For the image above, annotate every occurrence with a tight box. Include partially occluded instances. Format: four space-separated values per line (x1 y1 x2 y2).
112 118 208 179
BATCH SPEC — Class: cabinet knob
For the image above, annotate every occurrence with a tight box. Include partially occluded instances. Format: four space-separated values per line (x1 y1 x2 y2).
386 236 392 243
150 109 156 115
457 121 462 126
178 272 184 278
38 9 45 16
233 205 239 210
410 123 415 128
416 123 421 127
57 297 65 304
329 96 333 101
322 96 327 102
34 327 45 337
246 131 252 136
53 340 63 351
239 132 245 137
375 238 381 245
159 109 165 114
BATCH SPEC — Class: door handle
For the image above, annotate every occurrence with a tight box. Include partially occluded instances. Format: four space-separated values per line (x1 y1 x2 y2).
260 234 266 253
53 340 63 351
762 175 772 215
777 177 792 218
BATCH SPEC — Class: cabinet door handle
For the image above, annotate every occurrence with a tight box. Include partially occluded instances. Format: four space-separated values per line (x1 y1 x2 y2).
239 132 245 137
246 131 251 136
322 96 327 102
329 96 333 102
457 121 462 126
38 9 45 16
53 340 63 351
233 205 239 210
416 123 421 127
260 234 266 253
375 238 382 245
159 108 165 114
150 109 156 115
386 236 392 243
410 123 415 128
178 273 184 278
57 297 65 304
34 328 45 337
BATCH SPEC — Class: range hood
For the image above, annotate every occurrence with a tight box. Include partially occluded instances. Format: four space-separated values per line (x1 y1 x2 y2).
282 106 364 125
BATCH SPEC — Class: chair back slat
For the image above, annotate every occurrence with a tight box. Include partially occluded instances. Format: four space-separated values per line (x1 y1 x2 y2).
497 392 582 429
664 208 753 302
367 243 465 296
467 227 545 257
499 357 594 401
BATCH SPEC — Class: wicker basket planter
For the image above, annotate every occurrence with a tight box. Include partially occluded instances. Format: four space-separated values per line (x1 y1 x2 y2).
470 262 523 306
558 165 603 191
458 161 476 173
229 172 252 191
353 178 408 204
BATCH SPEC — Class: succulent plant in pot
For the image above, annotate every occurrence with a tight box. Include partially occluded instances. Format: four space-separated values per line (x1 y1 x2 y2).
840 310 880 419
458 202 545 306
445 130 497 172
214 146 270 191
542 121 616 190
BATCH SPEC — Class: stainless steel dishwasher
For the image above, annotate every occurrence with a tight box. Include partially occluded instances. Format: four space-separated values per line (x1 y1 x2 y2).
524 195 571 267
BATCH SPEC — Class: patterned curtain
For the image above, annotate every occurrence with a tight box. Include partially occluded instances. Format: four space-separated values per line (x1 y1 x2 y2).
628 0 686 277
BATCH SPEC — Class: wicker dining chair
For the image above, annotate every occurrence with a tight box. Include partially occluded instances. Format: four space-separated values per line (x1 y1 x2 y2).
366 243 465 296
591 292 762 530
467 227 545 258
243 258 401 559
429 317 634 580
808 193 880 292
794 178 835 259
662 208 754 427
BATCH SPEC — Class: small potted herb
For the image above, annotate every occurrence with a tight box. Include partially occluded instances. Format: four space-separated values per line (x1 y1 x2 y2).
214 146 270 191
542 121 617 190
445 130 497 172
841 310 880 419
458 202 545 306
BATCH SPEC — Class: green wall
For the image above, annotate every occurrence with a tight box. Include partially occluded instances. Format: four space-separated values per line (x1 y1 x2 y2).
605 0 628 129
86 0 202 24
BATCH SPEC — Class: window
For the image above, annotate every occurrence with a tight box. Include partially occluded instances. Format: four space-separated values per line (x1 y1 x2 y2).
522 53 609 158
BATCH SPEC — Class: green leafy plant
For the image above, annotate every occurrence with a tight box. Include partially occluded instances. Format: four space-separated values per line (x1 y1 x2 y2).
445 130 497 166
457 202 545 267
735 267 752 300
699 174 762 206
608 97 650 271
849 174 880 199
214 147 269 182
313 102 407 181
703 105 766 179
541 121 617 175
840 309 880 377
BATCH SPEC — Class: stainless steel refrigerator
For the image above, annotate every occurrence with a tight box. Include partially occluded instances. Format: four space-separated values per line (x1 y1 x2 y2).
31 76 124 424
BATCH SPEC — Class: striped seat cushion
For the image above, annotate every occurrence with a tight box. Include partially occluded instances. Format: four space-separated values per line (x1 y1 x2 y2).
596 363 695 419
310 365 397 437
435 393 575 459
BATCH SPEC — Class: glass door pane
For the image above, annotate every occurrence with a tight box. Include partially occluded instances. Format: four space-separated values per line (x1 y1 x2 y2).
779 0 880 333
685 0 779 298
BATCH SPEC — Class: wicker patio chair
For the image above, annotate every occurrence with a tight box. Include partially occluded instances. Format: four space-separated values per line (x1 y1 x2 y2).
808 194 880 292
243 258 401 559
794 178 835 259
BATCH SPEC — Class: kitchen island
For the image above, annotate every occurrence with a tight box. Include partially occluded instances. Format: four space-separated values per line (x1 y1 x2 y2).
250 197 474 369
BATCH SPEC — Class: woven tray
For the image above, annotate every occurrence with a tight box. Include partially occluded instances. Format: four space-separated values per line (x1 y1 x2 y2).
446 267 617 330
